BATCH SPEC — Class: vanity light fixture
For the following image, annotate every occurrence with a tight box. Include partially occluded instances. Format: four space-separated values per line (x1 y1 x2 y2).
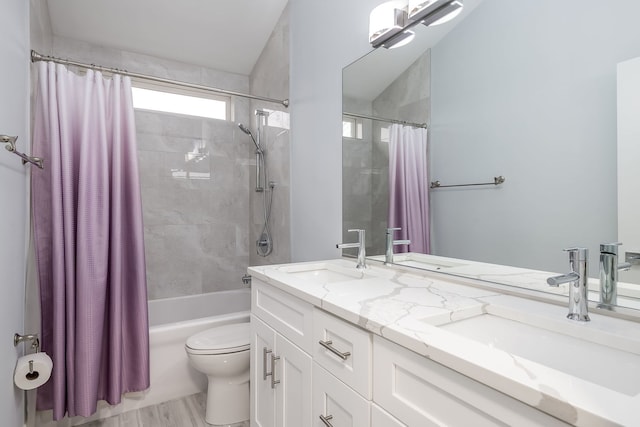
408 0 464 26
369 1 412 49
369 0 464 49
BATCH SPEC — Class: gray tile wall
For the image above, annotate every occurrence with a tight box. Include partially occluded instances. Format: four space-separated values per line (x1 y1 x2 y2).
249 5 291 266
51 37 254 299
342 97 378 256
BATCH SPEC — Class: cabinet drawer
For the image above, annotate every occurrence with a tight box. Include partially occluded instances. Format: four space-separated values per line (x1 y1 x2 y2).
371 404 406 427
252 279 314 353
313 308 372 398
312 362 370 427
373 336 570 427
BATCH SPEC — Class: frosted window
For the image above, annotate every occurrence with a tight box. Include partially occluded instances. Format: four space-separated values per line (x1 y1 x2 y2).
131 87 228 120
343 117 363 139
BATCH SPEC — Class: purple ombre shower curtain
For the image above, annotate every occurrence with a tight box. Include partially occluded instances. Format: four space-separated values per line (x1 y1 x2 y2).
31 61 150 420
388 124 430 254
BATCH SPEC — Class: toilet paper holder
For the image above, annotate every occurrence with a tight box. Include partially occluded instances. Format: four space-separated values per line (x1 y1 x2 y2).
14 333 40 353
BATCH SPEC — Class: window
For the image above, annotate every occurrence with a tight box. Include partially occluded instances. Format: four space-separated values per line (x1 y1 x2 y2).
342 117 363 139
131 84 229 120
380 125 390 143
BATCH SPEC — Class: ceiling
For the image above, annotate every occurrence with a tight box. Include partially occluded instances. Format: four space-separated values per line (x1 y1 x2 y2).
46 0 289 75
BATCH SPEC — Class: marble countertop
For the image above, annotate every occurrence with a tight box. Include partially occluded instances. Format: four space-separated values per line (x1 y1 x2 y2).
369 252 640 308
248 258 640 426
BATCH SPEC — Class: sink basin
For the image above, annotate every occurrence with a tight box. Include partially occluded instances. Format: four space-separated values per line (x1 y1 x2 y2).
277 262 369 284
437 307 640 396
372 252 466 270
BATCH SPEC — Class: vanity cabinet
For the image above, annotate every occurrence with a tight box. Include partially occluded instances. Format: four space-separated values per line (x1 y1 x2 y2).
371 404 406 427
373 336 570 427
251 281 313 427
312 363 370 427
251 276 570 427
312 308 372 398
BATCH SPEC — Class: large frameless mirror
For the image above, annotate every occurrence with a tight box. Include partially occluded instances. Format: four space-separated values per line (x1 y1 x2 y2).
342 0 640 312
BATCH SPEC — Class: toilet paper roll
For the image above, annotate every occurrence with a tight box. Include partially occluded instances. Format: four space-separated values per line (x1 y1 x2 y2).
14 352 53 390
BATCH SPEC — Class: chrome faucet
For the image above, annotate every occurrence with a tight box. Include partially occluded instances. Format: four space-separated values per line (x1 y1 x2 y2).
598 243 631 309
337 229 367 269
547 248 590 321
385 227 411 264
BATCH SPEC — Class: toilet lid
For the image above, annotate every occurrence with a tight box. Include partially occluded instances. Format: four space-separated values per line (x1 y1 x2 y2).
186 323 250 354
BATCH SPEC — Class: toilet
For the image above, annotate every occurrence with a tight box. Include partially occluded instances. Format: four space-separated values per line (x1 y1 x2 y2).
185 322 251 426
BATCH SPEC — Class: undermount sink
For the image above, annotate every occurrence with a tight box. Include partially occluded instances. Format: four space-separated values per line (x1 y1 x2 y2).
436 305 640 396
277 262 370 284
393 253 465 270
372 252 466 270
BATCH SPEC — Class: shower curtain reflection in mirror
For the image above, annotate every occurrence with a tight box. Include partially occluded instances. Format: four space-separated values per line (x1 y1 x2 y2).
388 124 430 254
31 61 150 420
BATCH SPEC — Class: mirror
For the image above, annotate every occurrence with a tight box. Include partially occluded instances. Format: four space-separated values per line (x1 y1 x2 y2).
342 0 640 310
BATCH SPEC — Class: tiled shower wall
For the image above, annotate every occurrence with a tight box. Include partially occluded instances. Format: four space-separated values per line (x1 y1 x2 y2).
49 37 255 300
249 5 291 266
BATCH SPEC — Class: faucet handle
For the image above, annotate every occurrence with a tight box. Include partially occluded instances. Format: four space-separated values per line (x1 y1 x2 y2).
563 247 588 261
600 242 622 254
347 228 365 238
346 229 366 245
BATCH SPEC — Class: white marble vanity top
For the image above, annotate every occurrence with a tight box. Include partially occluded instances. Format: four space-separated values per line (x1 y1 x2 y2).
248 258 640 426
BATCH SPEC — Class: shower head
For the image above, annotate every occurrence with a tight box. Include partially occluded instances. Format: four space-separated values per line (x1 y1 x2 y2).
237 123 261 151
238 123 252 137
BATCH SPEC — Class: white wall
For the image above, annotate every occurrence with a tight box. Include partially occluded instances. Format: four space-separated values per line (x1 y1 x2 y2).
0 1 29 425
430 0 640 273
289 0 381 261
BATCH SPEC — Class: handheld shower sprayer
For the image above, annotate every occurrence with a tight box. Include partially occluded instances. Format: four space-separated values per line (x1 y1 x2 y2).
237 112 275 257
237 123 261 153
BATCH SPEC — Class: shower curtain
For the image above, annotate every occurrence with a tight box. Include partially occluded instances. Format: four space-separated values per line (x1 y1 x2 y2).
31 61 150 420
388 123 430 254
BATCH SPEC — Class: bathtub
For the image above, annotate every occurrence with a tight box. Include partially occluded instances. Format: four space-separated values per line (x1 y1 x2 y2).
40 289 251 425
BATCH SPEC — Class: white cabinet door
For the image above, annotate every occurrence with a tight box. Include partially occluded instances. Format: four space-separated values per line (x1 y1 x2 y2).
312 363 370 427
371 403 406 427
313 308 372 398
252 280 314 352
275 333 313 427
373 336 570 427
251 316 276 427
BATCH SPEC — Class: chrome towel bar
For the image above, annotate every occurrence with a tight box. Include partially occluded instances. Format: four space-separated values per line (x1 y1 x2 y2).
430 176 505 189
1 135 44 169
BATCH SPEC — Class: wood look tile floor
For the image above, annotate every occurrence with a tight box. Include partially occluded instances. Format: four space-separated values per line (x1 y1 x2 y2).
78 393 249 427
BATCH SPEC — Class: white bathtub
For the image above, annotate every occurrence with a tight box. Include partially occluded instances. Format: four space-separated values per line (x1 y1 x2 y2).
38 289 251 426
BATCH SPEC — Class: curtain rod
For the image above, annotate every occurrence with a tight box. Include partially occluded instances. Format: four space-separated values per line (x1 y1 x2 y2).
342 111 428 129
31 50 289 108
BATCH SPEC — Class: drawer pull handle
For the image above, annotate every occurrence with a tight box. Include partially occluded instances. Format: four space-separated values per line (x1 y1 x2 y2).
263 347 273 381
270 353 281 389
319 340 351 360
319 414 334 427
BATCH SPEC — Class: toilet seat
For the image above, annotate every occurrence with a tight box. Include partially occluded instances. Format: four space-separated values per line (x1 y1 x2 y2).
185 322 250 355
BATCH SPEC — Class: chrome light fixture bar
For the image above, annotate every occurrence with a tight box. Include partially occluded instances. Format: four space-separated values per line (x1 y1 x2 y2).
369 1 411 49
370 0 464 49
409 0 463 26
